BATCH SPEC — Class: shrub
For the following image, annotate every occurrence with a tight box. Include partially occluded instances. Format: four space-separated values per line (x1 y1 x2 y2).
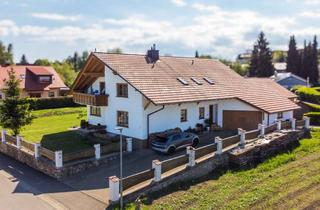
26 96 83 110
303 102 320 112
295 86 320 104
304 112 320 125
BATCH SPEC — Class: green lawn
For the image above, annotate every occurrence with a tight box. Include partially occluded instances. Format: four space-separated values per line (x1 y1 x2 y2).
20 107 90 153
128 129 320 210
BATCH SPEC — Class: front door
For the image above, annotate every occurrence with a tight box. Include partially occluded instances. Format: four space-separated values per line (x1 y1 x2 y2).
209 105 214 124
209 104 218 124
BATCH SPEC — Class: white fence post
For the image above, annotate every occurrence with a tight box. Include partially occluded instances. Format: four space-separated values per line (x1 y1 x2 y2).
186 146 195 167
152 160 162 182
34 143 41 159
126 138 132 152
304 117 310 129
16 135 21 149
238 128 246 148
277 120 282 131
55 150 63 168
291 118 296 131
1 129 6 143
215 137 222 155
109 176 120 202
258 124 265 136
94 144 101 160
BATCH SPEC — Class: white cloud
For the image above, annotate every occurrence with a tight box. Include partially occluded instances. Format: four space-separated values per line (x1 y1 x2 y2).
304 0 320 4
1 2 318 59
299 10 320 18
171 0 187 7
31 13 82 21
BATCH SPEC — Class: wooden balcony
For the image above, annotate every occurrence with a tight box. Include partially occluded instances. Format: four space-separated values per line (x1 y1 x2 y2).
73 92 108 106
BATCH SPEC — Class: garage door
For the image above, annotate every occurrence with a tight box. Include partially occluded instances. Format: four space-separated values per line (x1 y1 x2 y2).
223 110 262 131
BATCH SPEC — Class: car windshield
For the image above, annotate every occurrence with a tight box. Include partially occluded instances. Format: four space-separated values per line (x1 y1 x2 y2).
156 136 169 143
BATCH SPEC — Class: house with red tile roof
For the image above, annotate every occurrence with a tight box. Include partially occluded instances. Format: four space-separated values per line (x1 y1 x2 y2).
71 46 300 143
0 65 68 99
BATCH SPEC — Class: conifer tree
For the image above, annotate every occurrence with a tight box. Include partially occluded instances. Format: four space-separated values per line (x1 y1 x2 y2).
0 68 33 135
195 50 199 58
248 32 274 77
20 54 29 65
286 36 300 75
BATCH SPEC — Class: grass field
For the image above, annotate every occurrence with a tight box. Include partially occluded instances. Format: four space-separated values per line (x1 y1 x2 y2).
20 107 89 153
128 129 320 210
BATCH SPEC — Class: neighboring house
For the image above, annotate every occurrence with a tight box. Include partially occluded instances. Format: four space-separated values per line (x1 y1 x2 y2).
236 49 252 64
270 71 308 89
0 65 69 99
273 62 287 72
71 46 300 143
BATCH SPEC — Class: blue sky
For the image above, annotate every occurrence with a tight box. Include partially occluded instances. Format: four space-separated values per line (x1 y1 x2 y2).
1 0 320 62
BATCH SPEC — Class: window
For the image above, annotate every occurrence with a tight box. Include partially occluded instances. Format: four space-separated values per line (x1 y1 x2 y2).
277 112 283 119
177 77 189 85
199 107 205 119
39 76 51 83
90 106 101 117
203 77 214 85
117 111 129 127
191 77 203 85
48 92 55 97
172 134 181 141
181 109 187 122
29 93 41 98
117 83 128 98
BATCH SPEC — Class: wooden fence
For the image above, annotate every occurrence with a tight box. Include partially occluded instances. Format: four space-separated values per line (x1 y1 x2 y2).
40 147 55 161
119 119 304 193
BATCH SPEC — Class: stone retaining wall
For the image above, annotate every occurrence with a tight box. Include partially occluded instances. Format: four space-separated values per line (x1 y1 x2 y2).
0 141 127 179
121 129 309 205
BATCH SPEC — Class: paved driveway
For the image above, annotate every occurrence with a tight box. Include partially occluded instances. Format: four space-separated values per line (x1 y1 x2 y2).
61 130 236 204
0 153 107 210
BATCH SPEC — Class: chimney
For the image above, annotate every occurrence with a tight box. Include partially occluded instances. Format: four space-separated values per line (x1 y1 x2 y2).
147 44 159 63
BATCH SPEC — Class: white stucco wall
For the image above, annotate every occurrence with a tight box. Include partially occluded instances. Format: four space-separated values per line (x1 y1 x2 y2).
86 65 295 140
266 111 293 125
144 98 262 139
87 66 145 139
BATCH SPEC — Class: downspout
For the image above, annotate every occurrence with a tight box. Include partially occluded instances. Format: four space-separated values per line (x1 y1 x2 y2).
147 105 165 146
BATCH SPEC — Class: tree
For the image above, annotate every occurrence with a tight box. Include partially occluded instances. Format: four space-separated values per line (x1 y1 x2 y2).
310 36 319 84
34 58 51 66
273 50 286 63
0 41 14 65
107 47 123 54
248 32 274 77
195 50 199 58
286 36 300 76
248 45 259 76
20 54 29 65
52 61 77 87
0 68 33 136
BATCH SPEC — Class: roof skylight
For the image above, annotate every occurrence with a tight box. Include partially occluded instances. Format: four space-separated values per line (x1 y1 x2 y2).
203 77 214 85
191 77 203 85
177 77 189 85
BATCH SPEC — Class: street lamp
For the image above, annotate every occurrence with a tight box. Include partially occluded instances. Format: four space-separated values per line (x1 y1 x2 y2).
114 127 123 210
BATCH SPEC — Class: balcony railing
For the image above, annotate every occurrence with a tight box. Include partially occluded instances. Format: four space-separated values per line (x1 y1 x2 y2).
73 92 108 106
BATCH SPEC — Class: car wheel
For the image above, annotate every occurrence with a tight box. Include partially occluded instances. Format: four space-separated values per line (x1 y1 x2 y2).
192 138 199 147
167 146 175 155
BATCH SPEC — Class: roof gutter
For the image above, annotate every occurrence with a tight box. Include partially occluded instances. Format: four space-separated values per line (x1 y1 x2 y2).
147 105 165 146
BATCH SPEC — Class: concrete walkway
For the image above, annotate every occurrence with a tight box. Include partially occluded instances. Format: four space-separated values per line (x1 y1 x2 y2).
61 130 236 204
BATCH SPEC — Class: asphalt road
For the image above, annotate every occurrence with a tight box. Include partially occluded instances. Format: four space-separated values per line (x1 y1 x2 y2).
0 153 107 210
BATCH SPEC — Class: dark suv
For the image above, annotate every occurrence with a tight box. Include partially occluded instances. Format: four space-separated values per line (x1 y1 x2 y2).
151 132 200 154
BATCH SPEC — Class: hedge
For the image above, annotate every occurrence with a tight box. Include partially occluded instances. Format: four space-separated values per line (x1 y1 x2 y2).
26 96 83 110
302 102 320 112
304 112 320 125
295 86 320 104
